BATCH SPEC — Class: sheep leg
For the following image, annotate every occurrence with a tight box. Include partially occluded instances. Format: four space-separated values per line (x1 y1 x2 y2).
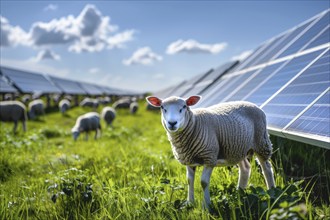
22 120 26 132
257 156 275 189
201 166 214 210
94 130 98 139
13 121 18 133
85 132 88 141
186 166 196 204
238 158 251 189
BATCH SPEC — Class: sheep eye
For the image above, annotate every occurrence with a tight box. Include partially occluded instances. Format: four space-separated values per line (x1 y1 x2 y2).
179 105 186 113
161 106 167 113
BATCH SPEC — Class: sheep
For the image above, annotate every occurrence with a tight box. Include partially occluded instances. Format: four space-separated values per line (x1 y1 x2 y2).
71 112 101 141
101 107 116 126
113 98 131 109
146 95 275 210
129 102 139 114
21 94 31 104
80 98 99 109
59 99 70 114
0 101 27 133
28 99 45 119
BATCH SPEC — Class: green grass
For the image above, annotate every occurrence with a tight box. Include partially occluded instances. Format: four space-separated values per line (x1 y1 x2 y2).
0 103 329 219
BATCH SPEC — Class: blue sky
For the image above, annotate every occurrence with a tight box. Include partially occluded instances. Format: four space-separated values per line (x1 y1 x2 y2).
1 1 328 93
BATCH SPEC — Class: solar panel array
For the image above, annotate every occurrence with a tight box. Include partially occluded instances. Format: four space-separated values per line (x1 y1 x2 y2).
153 9 330 149
0 66 137 96
0 75 17 93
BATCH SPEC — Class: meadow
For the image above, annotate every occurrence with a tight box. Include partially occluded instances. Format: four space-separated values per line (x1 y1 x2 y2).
0 101 329 219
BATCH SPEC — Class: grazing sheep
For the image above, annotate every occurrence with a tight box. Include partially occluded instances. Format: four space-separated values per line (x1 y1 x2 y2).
113 98 131 109
129 102 139 114
59 99 70 114
0 101 27 132
21 94 31 104
28 99 45 119
101 107 116 126
80 98 99 109
71 112 101 141
146 95 275 210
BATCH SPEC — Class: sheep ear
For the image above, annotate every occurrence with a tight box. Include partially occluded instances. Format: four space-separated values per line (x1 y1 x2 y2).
146 96 162 107
185 96 201 106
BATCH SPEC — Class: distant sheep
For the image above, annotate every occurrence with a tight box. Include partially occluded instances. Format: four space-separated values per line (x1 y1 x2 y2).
0 101 27 133
28 99 45 119
59 99 70 114
101 107 116 126
113 98 131 109
146 95 275 210
129 102 139 114
80 98 99 109
98 96 111 105
21 94 31 104
71 112 101 141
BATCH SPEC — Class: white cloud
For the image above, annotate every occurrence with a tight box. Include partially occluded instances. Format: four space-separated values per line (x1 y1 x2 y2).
89 68 100 74
123 47 162 66
33 49 61 61
1 4 135 53
166 39 227 55
0 16 30 47
44 4 58 11
231 50 253 61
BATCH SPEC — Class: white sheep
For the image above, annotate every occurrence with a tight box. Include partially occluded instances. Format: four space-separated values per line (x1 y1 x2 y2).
59 99 70 114
28 99 45 119
0 100 27 133
113 98 131 109
101 107 116 126
129 102 139 114
146 95 275 210
71 112 101 141
80 98 99 109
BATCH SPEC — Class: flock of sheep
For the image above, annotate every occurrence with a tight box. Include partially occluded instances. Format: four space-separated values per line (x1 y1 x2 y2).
1 93 276 211
0 96 139 141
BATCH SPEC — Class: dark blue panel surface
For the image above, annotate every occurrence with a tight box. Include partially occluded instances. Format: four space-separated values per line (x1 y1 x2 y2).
262 49 329 129
49 76 86 95
199 69 258 107
78 82 104 95
287 90 330 138
0 76 17 93
226 61 285 103
1 67 62 94
304 25 330 50
245 49 324 107
276 11 329 58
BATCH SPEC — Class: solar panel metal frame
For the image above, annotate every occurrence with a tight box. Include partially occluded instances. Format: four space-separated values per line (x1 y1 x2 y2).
1 66 62 94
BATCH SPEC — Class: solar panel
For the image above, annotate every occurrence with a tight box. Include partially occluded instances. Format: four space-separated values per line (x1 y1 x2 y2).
1 66 62 94
224 61 286 103
198 68 260 107
185 61 238 97
0 75 17 93
285 89 330 143
276 10 329 59
304 25 330 50
78 81 105 95
244 48 325 106
154 80 187 99
261 48 329 129
251 17 316 67
49 75 86 95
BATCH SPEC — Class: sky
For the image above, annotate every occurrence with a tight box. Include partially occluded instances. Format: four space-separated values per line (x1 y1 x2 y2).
1 1 329 93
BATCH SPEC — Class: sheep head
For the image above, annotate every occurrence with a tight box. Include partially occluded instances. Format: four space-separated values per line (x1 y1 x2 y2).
146 95 201 133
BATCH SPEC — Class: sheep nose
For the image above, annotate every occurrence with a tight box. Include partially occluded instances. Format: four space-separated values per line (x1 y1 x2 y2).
168 121 177 127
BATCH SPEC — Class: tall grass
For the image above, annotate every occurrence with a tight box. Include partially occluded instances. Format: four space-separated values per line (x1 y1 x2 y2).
0 102 329 219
